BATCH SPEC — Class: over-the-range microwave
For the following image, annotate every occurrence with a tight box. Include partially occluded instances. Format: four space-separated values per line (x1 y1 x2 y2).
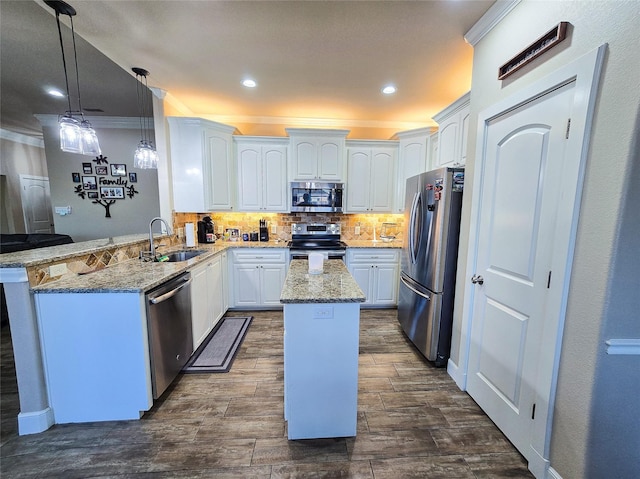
290 182 344 213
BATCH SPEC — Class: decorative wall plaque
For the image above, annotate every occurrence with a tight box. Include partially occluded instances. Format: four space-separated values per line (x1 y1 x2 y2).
498 22 568 80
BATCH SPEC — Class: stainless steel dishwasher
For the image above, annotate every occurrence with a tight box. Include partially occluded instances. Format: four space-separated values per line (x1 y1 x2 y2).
146 272 193 399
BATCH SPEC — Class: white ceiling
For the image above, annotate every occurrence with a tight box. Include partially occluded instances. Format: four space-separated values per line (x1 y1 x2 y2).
1 0 495 139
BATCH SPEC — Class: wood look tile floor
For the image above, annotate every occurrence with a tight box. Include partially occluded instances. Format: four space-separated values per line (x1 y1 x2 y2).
1 310 534 478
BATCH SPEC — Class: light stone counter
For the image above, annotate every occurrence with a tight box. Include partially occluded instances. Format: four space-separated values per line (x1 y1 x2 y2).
344 239 401 248
280 259 365 304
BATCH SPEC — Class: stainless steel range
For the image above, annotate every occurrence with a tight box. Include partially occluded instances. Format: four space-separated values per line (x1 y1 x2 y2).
288 223 347 261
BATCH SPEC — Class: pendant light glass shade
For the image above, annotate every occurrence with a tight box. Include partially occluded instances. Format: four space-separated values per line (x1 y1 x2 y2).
46 1 101 156
132 67 158 169
134 140 159 169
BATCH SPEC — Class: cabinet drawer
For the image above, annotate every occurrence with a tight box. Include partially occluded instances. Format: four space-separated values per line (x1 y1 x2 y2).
347 249 399 263
232 249 287 263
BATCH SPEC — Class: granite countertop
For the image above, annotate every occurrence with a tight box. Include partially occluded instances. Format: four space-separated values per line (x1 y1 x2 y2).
280 259 366 304
344 239 401 248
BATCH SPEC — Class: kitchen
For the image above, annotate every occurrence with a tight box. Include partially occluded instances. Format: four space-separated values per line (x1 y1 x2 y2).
1 1 639 478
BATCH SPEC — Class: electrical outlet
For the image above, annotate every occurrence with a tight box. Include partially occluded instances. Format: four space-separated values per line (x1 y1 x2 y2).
313 306 334 319
218 225 224 234
355 225 361 235
49 263 68 277
271 224 277 235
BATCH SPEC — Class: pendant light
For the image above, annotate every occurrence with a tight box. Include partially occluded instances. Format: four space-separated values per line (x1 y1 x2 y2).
45 1 101 156
132 68 159 169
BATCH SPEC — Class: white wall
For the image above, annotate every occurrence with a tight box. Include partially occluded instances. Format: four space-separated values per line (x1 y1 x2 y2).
37 116 161 242
451 1 640 477
0 131 47 233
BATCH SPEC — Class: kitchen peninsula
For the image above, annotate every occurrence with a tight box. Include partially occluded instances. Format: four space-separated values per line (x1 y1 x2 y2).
280 259 365 439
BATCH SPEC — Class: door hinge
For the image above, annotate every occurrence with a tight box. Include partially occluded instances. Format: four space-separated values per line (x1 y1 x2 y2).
565 118 571 139
547 271 552 289
532 403 536 420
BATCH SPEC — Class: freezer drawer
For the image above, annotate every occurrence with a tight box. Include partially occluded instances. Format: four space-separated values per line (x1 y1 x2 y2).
397 274 451 366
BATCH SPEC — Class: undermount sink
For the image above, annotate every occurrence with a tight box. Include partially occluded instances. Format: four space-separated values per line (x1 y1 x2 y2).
161 250 207 262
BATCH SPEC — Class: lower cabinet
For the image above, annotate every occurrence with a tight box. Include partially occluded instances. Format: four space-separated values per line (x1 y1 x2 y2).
230 248 288 308
347 249 400 307
190 253 226 349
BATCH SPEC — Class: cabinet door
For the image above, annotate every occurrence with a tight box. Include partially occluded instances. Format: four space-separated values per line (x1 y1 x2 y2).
292 139 317 180
232 264 261 307
204 128 234 210
436 116 459 168
221 252 229 312
373 263 399 305
318 139 342 180
460 109 470 165
210 256 224 327
190 262 211 348
237 145 262 211
346 149 370 212
349 264 373 305
396 138 427 212
260 264 287 306
169 118 207 212
370 149 395 211
263 145 288 211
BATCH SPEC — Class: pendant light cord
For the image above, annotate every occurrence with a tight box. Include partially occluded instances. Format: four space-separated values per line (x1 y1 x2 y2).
69 15 84 117
53 11 73 115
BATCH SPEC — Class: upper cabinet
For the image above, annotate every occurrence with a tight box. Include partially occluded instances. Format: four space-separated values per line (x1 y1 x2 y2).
394 127 436 212
433 92 470 168
346 140 397 213
286 128 350 181
168 117 236 212
235 137 288 212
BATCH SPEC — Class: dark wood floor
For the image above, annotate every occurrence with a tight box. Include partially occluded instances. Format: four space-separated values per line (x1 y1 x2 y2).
1 310 534 478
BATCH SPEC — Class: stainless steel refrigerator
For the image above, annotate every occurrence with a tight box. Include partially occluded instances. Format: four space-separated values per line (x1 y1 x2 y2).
397 167 464 366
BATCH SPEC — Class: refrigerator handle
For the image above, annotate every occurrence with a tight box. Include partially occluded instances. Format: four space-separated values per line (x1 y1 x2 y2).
400 273 431 301
408 192 420 264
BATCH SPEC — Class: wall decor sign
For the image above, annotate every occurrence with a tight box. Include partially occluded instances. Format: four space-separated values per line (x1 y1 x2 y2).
71 155 140 218
498 22 568 80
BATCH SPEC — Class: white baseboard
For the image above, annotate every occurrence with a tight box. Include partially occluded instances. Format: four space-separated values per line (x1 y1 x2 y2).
18 407 54 435
547 467 563 479
447 358 467 390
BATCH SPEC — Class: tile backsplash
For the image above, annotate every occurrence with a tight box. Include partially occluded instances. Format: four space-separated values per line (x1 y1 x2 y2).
172 212 404 242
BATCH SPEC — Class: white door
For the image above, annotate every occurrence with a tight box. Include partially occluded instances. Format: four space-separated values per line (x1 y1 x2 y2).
467 81 584 465
19 175 53 233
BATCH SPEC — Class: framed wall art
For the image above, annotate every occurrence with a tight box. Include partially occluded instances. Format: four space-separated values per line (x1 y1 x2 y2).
87 192 99 199
110 164 127 176
72 172 81 183
100 187 125 199
95 166 108 175
82 163 93 174
129 172 137 183
82 176 97 190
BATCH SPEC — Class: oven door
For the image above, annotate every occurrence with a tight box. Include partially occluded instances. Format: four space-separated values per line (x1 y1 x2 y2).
290 250 346 262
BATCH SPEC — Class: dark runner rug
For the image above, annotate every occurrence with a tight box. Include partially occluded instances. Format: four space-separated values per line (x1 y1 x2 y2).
183 316 252 373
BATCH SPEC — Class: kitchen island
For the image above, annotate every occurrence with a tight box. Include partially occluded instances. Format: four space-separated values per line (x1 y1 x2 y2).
280 259 365 440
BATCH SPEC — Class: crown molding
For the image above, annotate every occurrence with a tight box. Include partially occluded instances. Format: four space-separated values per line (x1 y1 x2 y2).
464 0 522 46
0 129 44 148
34 114 153 130
433 92 471 124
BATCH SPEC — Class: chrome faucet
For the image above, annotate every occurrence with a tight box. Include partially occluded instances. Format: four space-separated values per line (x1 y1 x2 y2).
147 217 172 261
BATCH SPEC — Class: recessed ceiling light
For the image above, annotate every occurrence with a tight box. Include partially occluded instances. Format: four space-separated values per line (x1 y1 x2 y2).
382 85 397 95
242 79 257 88
47 88 65 98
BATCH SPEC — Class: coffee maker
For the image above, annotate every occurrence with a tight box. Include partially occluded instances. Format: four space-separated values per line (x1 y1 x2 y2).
259 218 269 242
197 216 216 243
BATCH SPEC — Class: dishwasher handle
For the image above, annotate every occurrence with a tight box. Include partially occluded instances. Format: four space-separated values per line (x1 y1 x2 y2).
149 276 192 305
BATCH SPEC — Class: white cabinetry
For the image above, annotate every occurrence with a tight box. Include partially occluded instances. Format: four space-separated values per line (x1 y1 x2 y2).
230 249 287 308
347 249 400 307
394 128 435 212
235 137 288 212
286 128 349 181
190 253 226 349
433 92 470 168
346 141 397 213
168 117 236 212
